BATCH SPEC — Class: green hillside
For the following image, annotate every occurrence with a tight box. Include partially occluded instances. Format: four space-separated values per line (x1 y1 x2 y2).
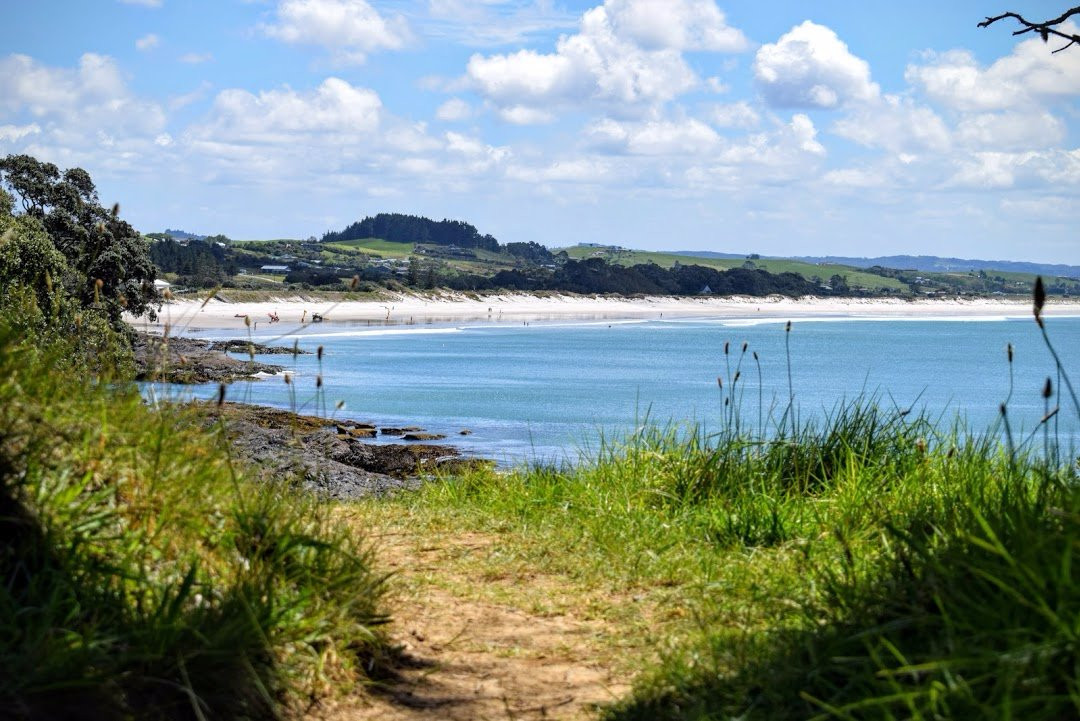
558 246 909 293
324 237 414 258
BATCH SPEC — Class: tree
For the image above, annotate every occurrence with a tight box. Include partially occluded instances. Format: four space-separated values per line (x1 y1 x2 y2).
0 203 71 322
979 7 1080 53
407 256 420 286
0 155 159 326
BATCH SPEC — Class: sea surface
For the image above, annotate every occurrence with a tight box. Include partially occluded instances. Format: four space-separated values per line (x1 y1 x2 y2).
152 315 1080 465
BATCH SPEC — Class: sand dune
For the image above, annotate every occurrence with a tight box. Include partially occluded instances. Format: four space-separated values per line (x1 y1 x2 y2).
127 291 1080 333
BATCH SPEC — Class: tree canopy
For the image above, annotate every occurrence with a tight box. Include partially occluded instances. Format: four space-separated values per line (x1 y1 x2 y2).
0 154 159 326
322 213 501 252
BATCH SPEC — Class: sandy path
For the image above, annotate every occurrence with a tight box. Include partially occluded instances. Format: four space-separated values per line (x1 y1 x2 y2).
315 529 633 721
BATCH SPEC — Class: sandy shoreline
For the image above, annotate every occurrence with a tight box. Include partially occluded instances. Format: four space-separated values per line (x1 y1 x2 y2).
127 292 1080 333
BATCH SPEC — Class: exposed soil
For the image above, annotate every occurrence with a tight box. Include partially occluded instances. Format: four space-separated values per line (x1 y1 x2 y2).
313 528 632 721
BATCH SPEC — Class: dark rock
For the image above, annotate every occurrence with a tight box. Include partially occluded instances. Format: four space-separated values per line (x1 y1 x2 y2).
133 332 282 384
208 339 313 355
381 426 424 436
195 401 488 498
459 429 472 435
403 433 447 441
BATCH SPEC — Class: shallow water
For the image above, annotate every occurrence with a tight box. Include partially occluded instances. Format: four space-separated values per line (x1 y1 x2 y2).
152 315 1080 465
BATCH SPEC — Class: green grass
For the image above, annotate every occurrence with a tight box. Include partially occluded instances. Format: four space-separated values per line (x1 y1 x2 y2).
353 380 1079 719
325 237 414 258
556 246 909 292
0 326 391 719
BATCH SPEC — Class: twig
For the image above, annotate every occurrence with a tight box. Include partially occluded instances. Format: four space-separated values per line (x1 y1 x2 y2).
979 7 1080 53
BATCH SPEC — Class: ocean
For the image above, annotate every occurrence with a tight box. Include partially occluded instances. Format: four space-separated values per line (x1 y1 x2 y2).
154 315 1080 465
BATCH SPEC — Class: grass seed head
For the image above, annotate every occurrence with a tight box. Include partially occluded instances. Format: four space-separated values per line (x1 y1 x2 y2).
1043 377 1053 399
1034 276 1046 327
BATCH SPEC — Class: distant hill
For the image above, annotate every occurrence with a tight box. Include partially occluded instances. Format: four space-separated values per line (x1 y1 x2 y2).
162 228 207 241
672 251 1080 279
322 213 500 252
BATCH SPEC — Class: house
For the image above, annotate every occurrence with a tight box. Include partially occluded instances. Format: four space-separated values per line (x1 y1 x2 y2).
153 279 171 290
699 285 712 295
260 265 290 273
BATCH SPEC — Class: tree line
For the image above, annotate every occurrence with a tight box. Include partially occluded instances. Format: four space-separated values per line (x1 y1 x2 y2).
322 213 502 252
444 257 821 297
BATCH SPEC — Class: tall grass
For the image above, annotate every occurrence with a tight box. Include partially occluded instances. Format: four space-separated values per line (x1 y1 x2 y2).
362 284 1080 720
0 324 390 719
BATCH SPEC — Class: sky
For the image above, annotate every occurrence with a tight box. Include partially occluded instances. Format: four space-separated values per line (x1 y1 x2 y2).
1 1 1077 263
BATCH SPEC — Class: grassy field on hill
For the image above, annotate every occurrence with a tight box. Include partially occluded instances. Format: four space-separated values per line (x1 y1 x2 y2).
559 246 909 293
324 237 414 258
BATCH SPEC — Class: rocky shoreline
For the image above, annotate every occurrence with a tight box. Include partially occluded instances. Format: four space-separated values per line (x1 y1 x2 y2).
203 402 490 499
133 331 490 497
133 332 286 384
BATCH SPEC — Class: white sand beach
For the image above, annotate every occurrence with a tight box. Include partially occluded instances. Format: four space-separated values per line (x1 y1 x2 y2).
126 292 1080 334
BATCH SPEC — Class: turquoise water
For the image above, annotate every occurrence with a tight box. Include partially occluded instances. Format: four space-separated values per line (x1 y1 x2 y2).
156 316 1080 465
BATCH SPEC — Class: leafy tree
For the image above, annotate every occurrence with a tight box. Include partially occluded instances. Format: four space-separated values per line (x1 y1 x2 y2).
0 201 71 327
322 213 501 252
0 154 159 326
407 256 420 286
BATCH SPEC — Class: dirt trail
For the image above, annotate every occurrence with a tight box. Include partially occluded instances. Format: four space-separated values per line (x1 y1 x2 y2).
317 528 633 721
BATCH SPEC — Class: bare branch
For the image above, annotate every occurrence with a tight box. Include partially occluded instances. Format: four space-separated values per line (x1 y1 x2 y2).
978 7 1080 51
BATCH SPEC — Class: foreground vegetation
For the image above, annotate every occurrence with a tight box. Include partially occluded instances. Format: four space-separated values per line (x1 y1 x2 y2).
6 152 1080 719
0 327 392 719
0 158 393 718
351 338 1080 718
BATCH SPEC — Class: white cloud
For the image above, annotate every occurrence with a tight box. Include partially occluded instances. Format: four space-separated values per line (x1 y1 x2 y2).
507 157 613 183
135 33 160 51
603 0 748 52
168 81 212 111
709 101 759 129
586 117 720 155
821 167 886 188
0 53 127 116
0 53 164 139
705 76 729 93
465 0 747 122
754 21 878 109
0 123 41 143
907 27 1080 112
192 77 382 143
832 95 950 154
498 105 555 124
263 0 411 64
425 0 577 46
946 149 1080 190
178 52 213 64
435 97 473 122
0 54 168 177
955 110 1065 151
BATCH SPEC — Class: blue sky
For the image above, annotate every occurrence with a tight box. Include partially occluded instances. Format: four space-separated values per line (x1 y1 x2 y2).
1 1 1077 263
